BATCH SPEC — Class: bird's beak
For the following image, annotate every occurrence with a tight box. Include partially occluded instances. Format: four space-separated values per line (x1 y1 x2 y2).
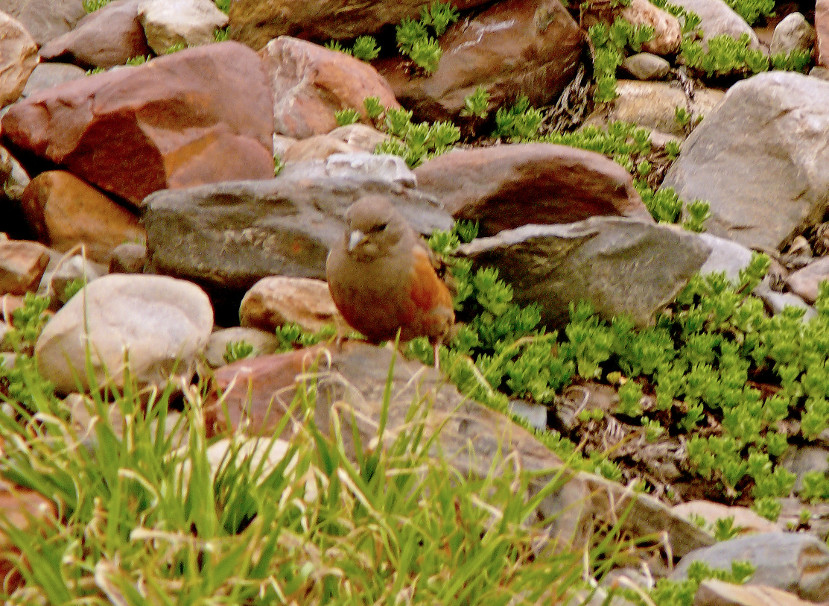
347 229 366 252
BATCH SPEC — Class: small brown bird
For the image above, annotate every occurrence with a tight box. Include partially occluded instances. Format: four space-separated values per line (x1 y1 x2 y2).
326 196 455 364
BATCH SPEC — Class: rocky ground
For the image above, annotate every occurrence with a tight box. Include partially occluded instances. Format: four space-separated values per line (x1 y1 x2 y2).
2 0 829 604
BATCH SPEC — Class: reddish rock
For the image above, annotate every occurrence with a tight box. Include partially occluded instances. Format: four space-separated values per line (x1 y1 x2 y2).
376 0 584 122
0 11 38 108
21 171 145 263
239 276 344 334
584 0 681 56
228 0 493 51
1 41 274 207
694 579 818 606
785 256 829 304
817 0 829 67
0 236 51 295
38 0 152 69
414 143 652 236
4 0 87 47
261 36 400 139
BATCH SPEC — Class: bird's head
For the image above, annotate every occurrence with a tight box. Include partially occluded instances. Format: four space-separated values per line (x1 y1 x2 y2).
343 196 408 260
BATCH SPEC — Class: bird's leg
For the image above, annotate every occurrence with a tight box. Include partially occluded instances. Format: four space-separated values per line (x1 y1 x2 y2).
433 342 441 372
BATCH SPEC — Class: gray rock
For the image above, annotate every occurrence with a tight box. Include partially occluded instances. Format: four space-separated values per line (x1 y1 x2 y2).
37 253 105 306
108 242 147 274
786 255 829 304
142 175 451 323
671 532 829 602
35 274 213 395
2 0 85 47
21 63 87 98
669 0 760 48
621 53 672 80
458 217 711 329
780 446 829 494
770 12 816 57
663 72 829 251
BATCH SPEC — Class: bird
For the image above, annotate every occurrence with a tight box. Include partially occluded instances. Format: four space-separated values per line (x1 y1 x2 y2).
326 195 455 367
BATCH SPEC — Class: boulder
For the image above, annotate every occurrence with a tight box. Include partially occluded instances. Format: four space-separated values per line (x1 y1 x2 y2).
376 0 584 123
785 256 829 304
669 0 760 48
261 36 400 139
138 0 228 54
239 276 344 334
663 72 829 250
620 53 672 80
21 171 145 263
35 274 213 395
20 63 86 98
458 217 711 329
0 11 38 108
620 0 681 55
414 143 652 236
3 0 86 47
204 326 281 367
0 236 51 295
38 0 152 69
770 12 816 57
818 0 829 67
1 41 274 207
694 579 820 606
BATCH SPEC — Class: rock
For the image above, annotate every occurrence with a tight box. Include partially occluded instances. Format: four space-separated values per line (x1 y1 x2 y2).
672 532 829 602
37 253 104 306
108 242 147 274
35 274 213 395
142 175 451 323
663 72 829 251
620 0 682 55
414 143 652 236
138 0 228 54
227 0 493 50
672 501 779 535
279 152 417 188
0 294 25 326
282 135 360 163
669 0 760 48
818 0 829 67
327 124 388 153
39 0 152 69
261 36 400 139
779 446 829 494
0 236 51 295
786 256 829 304
21 171 145 263
620 53 672 80
458 217 711 329
204 326 281 367
205 342 713 557
3 0 86 47
0 11 38 108
811 65 829 80
694 579 820 606
584 80 725 137
21 62 86 98
770 12 816 57
2 41 274 207
377 0 584 123
239 276 343 334
0 144 29 202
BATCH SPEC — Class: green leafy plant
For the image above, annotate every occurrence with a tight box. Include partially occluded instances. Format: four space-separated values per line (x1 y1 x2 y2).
408 37 443 74
351 35 381 61
665 139 681 160
273 155 285 177
126 55 151 66
492 95 543 142
460 86 490 119
214 27 230 42
82 0 111 11
214 0 231 13
724 0 774 25
335 108 361 126
420 0 461 36
770 49 812 72
395 2 458 74
589 19 654 103
324 40 352 55
223 340 254 364
681 34 769 78
799 471 829 503
363 96 385 122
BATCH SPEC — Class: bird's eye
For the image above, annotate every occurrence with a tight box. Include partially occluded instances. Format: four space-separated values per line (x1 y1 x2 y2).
371 223 388 233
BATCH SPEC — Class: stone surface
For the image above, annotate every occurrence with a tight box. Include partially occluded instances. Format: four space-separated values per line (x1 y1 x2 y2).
37 253 105 306
227 0 493 50
377 0 584 123
770 12 816 56
620 0 682 55
621 53 672 80
142 174 451 322
35 274 213 395
2 42 274 207
21 171 145 263
326 124 388 153
585 80 725 138
672 532 829 602
672 501 779 535
204 326 281 368
779 445 829 494
663 72 829 251
20 62 86 98
279 152 417 188
206 342 713 557
261 36 400 139
694 579 820 606
670 0 760 48
0 11 38 108
458 217 711 329
138 0 228 54
818 0 829 67
786 256 829 304
109 242 147 274
0 236 51 295
282 134 360 162
0 144 30 204
414 143 652 236
3 0 86 47
239 276 343 334
39 0 152 69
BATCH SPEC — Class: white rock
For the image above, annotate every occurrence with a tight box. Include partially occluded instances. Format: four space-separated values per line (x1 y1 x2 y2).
138 0 228 55
770 12 816 56
36 274 213 395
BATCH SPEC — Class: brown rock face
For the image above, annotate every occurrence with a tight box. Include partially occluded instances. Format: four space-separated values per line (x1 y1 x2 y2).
38 0 152 69
1 41 275 207
21 171 145 263
261 36 400 139
0 236 51 295
414 143 652 236
817 0 829 67
377 0 584 122
228 0 493 50
0 12 38 108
